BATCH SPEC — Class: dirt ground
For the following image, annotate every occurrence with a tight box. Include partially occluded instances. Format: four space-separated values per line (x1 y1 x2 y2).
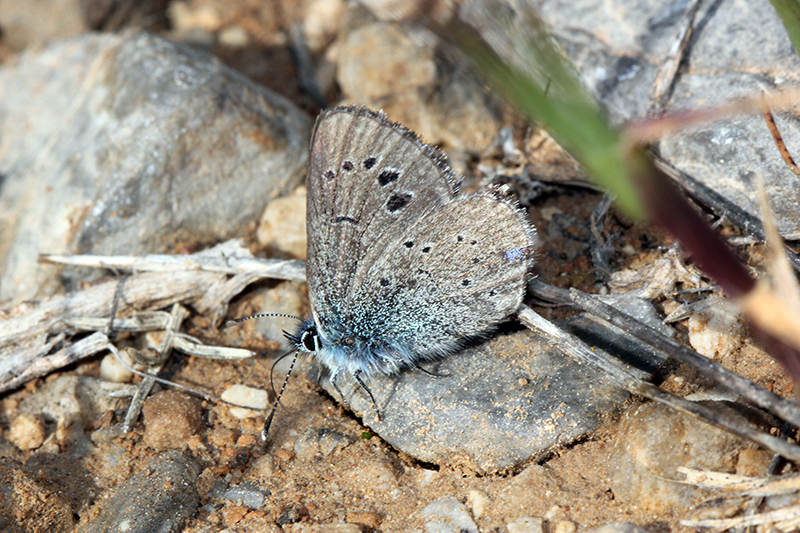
1 1 796 532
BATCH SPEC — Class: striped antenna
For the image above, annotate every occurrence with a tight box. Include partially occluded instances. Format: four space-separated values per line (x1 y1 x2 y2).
225 312 305 444
224 313 303 328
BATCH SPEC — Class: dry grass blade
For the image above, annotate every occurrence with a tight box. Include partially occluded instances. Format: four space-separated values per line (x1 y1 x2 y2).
568 287 800 427
760 91 800 179
680 467 800 496
0 332 109 394
650 0 702 115
0 240 266 396
737 179 800 381
682 505 800 530
517 303 800 461
40 238 306 281
680 467 800 531
623 87 800 148
122 304 187 432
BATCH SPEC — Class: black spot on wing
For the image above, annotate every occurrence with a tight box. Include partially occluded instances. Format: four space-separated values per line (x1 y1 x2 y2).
332 216 359 224
378 170 400 186
386 192 411 212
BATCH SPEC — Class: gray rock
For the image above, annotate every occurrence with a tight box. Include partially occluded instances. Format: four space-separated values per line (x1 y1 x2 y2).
302 323 643 472
0 31 311 301
420 496 478 533
212 481 269 509
531 0 800 235
609 401 769 513
79 449 201 533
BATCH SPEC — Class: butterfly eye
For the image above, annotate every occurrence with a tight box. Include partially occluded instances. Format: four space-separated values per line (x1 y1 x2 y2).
301 330 317 351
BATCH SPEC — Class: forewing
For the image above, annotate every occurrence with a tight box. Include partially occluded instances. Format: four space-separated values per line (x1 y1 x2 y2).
306 107 459 325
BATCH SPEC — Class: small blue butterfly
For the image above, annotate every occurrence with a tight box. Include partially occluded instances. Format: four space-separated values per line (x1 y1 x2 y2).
231 106 536 441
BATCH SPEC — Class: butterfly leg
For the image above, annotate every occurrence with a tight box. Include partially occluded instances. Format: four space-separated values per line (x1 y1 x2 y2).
329 372 352 412
410 360 451 378
354 370 383 421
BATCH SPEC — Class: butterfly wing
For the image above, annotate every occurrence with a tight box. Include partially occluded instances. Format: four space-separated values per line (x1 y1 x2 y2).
345 185 536 361
306 107 459 329
305 106 536 375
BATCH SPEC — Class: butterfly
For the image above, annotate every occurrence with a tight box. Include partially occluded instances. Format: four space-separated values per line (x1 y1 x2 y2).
235 106 536 441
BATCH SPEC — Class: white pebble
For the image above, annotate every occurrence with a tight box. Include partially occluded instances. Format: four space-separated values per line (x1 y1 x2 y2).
221 385 268 419
218 25 249 48
555 520 577 533
507 517 544 533
466 490 490 519
100 350 134 383
688 294 744 360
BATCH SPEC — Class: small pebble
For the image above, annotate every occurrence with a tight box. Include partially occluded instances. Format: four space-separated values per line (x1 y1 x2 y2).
344 461 399 494
99 350 134 383
142 391 204 450
587 523 650 533
249 454 275 482
218 25 249 48
220 385 268 419
295 427 354 459
507 517 544 533
236 433 258 448
168 2 221 32
346 511 382 529
275 448 294 462
545 505 564 521
420 496 478 533
221 504 249 526
610 402 749 513
217 483 268 509
466 490 489 519
257 187 307 259
688 294 745 360
303 0 346 52
256 282 307 344
555 520 577 533
8 413 46 451
736 448 773 477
